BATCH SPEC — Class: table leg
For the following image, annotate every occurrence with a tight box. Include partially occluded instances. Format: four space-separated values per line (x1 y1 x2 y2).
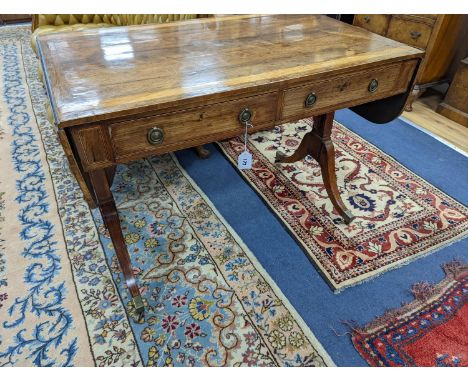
58 129 97 209
194 145 211 159
275 112 355 224
404 85 425 112
88 168 144 314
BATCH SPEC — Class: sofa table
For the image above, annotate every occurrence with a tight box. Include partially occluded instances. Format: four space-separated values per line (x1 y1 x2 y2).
37 15 423 313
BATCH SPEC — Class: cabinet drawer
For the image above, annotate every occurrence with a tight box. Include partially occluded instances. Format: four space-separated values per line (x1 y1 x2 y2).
386 16 433 49
353 15 391 35
109 92 277 161
281 60 417 120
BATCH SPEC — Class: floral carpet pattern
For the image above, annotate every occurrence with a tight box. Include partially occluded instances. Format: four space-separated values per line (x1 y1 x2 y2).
94 156 332 366
352 261 467 366
219 120 468 291
0 26 333 367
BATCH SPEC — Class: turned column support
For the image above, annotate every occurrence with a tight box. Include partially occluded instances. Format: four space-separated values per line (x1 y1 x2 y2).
275 112 355 224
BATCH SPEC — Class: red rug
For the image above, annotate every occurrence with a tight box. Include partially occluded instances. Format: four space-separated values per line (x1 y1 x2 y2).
351 261 467 366
219 119 468 291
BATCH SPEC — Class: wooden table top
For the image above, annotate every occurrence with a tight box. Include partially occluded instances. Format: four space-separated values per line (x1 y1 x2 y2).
37 14 423 128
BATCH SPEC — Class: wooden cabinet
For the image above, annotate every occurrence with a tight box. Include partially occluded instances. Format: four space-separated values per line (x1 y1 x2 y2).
353 14 467 111
353 15 390 35
437 57 468 127
386 15 433 50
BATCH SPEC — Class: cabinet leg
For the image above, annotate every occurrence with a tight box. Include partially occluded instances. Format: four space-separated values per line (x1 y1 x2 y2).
89 168 144 314
276 112 354 224
404 85 425 112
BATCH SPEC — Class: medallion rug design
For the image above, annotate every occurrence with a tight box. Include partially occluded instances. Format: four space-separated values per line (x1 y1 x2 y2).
0 26 333 367
219 121 468 291
351 261 467 366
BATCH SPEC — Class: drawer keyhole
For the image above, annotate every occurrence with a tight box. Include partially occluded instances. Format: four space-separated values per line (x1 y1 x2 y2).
147 127 164 145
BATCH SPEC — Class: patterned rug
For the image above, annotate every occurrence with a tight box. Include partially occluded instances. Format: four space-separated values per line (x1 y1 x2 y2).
351 261 467 366
219 120 468 291
0 26 333 366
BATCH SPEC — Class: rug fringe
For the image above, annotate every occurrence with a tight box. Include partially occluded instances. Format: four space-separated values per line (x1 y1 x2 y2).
442 259 467 279
342 259 467 336
411 281 437 301
411 260 467 302
329 320 361 337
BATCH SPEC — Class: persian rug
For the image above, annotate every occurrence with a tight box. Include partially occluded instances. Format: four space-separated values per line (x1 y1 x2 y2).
219 120 468 291
351 261 467 366
0 25 333 366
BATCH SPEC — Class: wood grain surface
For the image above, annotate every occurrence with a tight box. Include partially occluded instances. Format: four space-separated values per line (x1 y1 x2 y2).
37 14 423 128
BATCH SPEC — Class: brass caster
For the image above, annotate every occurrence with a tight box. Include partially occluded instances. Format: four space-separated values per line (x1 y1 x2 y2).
275 151 286 163
342 211 355 225
132 295 145 315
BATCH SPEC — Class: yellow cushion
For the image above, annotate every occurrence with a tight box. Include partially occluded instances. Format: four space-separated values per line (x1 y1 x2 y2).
36 14 114 27
35 14 199 28
113 14 198 25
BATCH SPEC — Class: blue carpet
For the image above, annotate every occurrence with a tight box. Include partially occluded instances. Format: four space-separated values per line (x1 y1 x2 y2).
175 109 468 366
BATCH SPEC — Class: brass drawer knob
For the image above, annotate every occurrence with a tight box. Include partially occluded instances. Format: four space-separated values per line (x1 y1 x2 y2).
147 127 164 145
304 92 317 108
368 79 379 93
239 108 252 123
363 16 371 23
410 31 421 40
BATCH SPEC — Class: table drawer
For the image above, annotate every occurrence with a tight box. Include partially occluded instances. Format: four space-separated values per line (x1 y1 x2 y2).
353 15 391 35
281 60 417 120
386 16 433 49
109 92 277 161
